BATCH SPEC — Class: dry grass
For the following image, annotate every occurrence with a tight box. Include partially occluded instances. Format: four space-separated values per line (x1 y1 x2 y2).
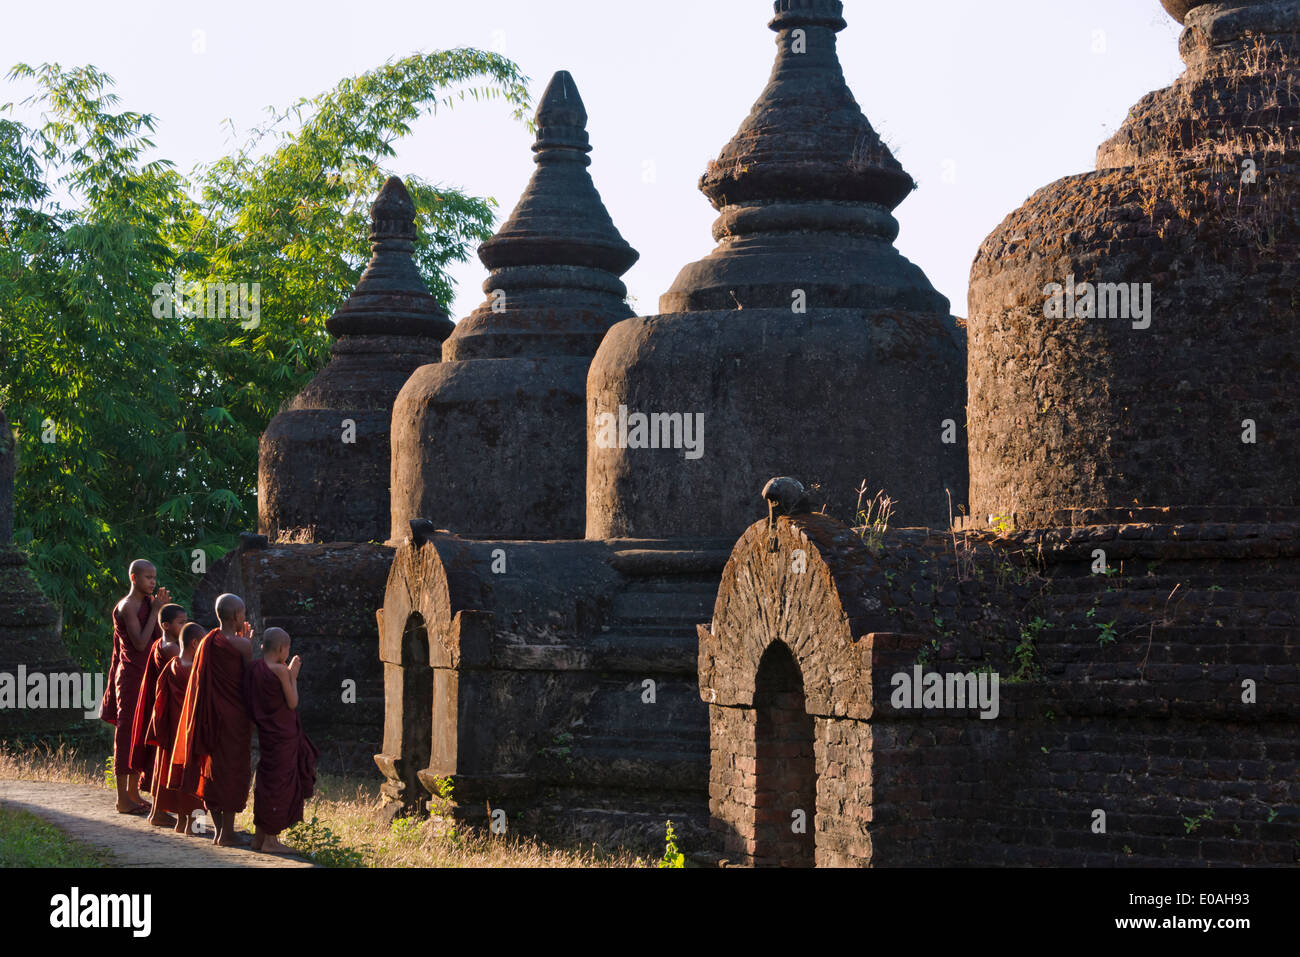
0 740 106 787
0 741 652 868
289 791 650 868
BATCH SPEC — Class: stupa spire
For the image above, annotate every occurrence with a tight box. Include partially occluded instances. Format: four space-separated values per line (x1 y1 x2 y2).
389 70 640 540
701 0 913 211
444 70 639 361
474 71 637 279
258 176 454 543
585 1 967 539
326 177 453 339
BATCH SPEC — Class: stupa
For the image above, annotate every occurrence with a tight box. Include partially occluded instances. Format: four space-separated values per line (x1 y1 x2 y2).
390 71 639 541
586 0 967 538
0 409 84 736
968 0 1300 521
260 177 453 543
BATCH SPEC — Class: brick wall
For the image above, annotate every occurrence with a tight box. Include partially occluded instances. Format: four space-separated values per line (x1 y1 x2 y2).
701 513 1300 866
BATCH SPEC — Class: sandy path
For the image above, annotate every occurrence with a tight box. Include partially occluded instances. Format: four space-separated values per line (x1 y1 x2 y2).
0 780 313 868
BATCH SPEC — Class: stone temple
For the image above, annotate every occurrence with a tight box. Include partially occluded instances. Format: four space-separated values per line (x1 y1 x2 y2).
375 0 966 848
99 0 1299 864
0 409 82 735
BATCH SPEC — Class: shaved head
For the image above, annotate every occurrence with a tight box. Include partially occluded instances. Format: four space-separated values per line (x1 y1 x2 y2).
215 593 246 626
127 559 158 598
180 622 205 648
159 603 187 626
262 627 291 655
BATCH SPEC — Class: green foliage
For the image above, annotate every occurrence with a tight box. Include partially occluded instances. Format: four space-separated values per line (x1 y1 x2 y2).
0 806 112 867
389 816 422 839
1097 620 1119 646
1010 616 1048 683
0 54 530 666
427 776 456 831
1183 807 1214 834
282 814 364 867
658 820 685 869
914 638 941 667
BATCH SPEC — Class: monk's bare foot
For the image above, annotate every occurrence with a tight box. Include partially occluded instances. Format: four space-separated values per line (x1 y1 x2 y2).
259 835 295 855
174 819 189 835
116 801 149 816
251 833 266 851
148 812 177 828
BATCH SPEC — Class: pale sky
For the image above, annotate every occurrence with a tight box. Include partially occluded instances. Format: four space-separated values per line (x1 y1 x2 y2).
2 0 1185 321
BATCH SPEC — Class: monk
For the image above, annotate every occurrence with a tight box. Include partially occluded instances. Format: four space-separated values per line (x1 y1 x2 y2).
148 622 205 836
130 603 185 827
109 560 169 814
171 593 253 846
244 628 318 854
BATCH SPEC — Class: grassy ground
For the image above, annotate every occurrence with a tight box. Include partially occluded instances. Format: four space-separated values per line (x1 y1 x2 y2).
0 804 115 867
0 742 654 868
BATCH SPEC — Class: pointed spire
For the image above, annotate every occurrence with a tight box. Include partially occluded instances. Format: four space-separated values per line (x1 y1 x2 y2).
701 0 913 210
326 177 454 339
476 71 638 275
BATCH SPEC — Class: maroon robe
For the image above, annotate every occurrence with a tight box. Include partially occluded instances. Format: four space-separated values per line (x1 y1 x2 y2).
128 638 177 792
170 629 252 813
147 658 202 817
244 659 318 834
98 625 120 726
111 600 160 772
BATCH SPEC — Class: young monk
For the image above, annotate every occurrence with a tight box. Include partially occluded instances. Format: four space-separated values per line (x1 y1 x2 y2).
149 622 205 836
244 628 318 854
171 593 254 847
109 560 169 815
131 604 185 827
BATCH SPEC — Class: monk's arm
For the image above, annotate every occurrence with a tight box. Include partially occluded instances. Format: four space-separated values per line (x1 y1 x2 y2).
270 662 299 711
234 634 254 662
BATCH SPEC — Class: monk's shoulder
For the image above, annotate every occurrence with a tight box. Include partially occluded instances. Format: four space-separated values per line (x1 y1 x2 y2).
228 634 253 656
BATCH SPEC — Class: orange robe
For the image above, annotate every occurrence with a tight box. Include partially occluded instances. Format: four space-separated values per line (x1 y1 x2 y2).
170 629 252 813
128 638 177 792
111 601 160 769
244 659 318 834
146 658 202 817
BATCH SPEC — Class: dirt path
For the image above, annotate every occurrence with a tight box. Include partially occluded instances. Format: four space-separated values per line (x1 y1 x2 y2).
0 780 313 868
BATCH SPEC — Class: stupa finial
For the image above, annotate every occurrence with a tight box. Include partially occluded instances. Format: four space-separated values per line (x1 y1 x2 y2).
533 70 590 154
474 70 637 278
